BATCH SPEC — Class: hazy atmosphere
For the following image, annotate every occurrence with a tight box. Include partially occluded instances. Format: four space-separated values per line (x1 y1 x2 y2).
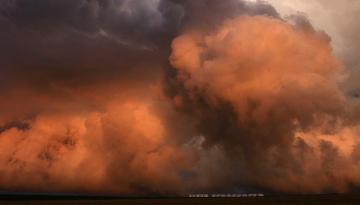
0 0 360 195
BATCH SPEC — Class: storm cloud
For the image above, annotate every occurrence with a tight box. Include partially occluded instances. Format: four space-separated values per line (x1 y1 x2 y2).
1 0 360 195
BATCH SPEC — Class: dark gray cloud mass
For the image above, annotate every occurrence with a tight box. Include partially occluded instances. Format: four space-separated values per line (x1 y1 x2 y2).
0 0 167 88
0 0 279 88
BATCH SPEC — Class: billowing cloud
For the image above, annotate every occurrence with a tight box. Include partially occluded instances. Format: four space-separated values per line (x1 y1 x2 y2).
263 0 360 97
166 14 360 193
0 94 196 195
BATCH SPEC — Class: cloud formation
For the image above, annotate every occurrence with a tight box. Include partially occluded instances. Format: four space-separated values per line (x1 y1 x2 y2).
0 0 360 195
167 14 358 193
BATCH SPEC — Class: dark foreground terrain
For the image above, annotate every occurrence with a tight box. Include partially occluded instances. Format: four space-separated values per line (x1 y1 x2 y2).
1 194 360 205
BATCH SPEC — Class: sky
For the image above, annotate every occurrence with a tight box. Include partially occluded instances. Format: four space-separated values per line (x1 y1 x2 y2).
0 0 360 195
265 0 360 93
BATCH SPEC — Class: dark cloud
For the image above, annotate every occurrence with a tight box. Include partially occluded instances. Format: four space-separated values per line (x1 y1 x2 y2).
0 0 279 92
164 0 279 31
0 0 172 92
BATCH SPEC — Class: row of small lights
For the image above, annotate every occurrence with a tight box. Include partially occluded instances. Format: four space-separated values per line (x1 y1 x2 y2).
189 193 264 198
